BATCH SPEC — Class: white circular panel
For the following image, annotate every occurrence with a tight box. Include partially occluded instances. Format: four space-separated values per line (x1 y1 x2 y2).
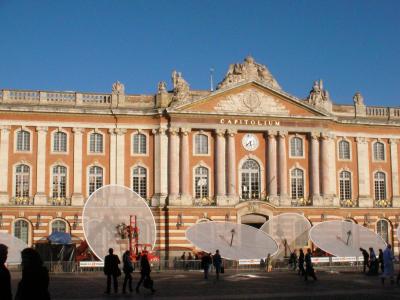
260 213 311 257
309 220 386 257
82 185 156 261
186 221 278 260
0 232 28 264
242 134 259 151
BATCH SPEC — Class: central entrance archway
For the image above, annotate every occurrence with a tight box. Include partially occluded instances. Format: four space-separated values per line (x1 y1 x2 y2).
241 213 268 229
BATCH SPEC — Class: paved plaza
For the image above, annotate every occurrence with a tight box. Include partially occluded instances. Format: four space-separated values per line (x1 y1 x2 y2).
9 269 400 300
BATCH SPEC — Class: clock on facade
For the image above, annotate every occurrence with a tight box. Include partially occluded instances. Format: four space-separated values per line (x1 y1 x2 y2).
242 133 259 151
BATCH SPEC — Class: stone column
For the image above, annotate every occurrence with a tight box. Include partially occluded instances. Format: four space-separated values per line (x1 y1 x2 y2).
35 126 48 205
180 127 191 204
116 128 127 186
267 131 278 205
109 129 117 185
356 137 372 207
389 139 400 207
215 129 227 205
227 129 239 204
0 126 10 204
151 127 168 206
71 128 84 206
168 127 180 204
321 134 337 206
278 130 289 206
311 132 322 206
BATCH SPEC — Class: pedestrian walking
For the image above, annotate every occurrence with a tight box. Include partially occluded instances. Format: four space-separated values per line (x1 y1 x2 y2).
298 249 305 276
380 244 395 286
289 249 297 271
0 244 12 300
359 247 369 273
15 248 50 300
378 249 384 274
136 252 155 294
201 252 212 279
304 248 317 281
266 253 272 272
122 250 134 294
104 248 121 294
368 247 378 275
212 249 222 280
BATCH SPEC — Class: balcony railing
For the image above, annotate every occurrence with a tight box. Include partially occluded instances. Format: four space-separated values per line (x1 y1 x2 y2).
49 197 72 206
10 197 34 205
374 199 392 208
291 198 312 207
194 197 216 206
340 199 358 208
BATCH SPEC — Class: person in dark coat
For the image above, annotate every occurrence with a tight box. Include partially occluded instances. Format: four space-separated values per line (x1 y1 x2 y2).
122 250 134 293
0 244 12 300
378 249 384 273
212 249 222 280
15 247 50 300
201 252 212 279
104 248 121 294
359 247 369 273
136 252 155 294
298 249 305 276
304 248 317 281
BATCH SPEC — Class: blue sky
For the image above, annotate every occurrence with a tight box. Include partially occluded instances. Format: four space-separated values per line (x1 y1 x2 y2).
0 0 399 106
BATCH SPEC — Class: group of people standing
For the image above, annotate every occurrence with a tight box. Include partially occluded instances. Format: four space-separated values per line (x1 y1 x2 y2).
103 248 155 295
200 249 223 280
289 248 317 281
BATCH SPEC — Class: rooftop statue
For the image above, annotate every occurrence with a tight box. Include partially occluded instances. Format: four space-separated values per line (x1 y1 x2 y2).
307 80 330 105
111 81 125 95
217 56 281 90
353 91 364 106
157 81 167 93
171 70 190 102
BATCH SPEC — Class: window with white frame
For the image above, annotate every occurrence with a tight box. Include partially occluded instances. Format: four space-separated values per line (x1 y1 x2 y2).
15 164 30 198
241 159 260 200
89 132 103 153
14 219 29 244
132 166 147 198
88 166 103 195
195 134 208 155
339 171 352 200
133 133 146 154
376 219 389 244
195 166 209 199
290 137 303 157
374 172 386 200
16 130 30 151
291 168 304 199
52 220 67 233
53 131 67 152
52 165 67 199
338 140 350 160
373 142 385 161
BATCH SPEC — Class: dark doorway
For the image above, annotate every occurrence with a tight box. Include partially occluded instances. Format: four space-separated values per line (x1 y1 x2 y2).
241 214 268 229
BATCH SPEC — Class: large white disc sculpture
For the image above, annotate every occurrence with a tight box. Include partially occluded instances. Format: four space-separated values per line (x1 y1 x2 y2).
0 232 28 263
260 213 311 257
82 185 156 261
309 220 386 257
186 221 278 260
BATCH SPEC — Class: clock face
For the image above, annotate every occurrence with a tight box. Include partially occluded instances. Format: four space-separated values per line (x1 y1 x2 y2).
242 134 259 151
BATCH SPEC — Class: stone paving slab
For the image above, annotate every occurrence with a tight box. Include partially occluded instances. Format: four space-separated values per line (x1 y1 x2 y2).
10 270 400 300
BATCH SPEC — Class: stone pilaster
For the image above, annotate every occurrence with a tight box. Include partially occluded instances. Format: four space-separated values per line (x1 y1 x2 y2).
389 139 400 207
35 126 48 205
168 127 180 205
278 130 289 206
0 126 10 204
321 134 338 206
108 129 117 185
151 127 168 206
267 131 278 205
356 137 372 207
226 129 239 204
116 128 127 186
180 127 192 205
71 128 84 206
215 129 228 205
311 132 322 206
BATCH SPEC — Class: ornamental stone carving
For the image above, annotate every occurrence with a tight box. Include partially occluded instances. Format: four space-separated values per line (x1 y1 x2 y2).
157 81 167 93
171 70 190 102
353 92 364 105
307 80 332 112
214 88 289 115
217 56 281 90
112 81 125 95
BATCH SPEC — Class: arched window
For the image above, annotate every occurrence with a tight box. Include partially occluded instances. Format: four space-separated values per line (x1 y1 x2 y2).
339 171 352 201
376 219 389 244
132 166 147 198
338 140 350 160
290 137 303 157
52 165 67 199
88 166 103 195
374 172 386 200
52 220 67 233
16 130 30 151
194 166 209 199
291 168 304 199
195 134 208 155
53 131 67 152
373 142 385 161
241 159 260 200
15 164 30 198
89 132 103 153
133 133 146 154
14 219 29 244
